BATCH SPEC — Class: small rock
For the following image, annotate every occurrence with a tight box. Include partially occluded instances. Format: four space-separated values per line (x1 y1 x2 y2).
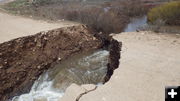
109 33 115 37
92 37 96 40
37 66 41 69
44 37 48 40
18 62 22 65
0 66 3 69
41 31 46 35
58 57 61 61
7 43 11 46
16 39 21 43
34 38 37 42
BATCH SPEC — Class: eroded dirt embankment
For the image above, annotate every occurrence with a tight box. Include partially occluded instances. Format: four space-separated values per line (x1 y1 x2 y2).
77 31 180 101
104 39 121 83
0 25 104 101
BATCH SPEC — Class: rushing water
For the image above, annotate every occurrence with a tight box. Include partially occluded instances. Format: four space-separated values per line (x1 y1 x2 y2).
11 15 148 101
12 50 109 101
124 16 147 32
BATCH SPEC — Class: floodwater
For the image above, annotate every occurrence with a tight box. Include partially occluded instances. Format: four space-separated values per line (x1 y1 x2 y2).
10 13 149 101
12 50 109 101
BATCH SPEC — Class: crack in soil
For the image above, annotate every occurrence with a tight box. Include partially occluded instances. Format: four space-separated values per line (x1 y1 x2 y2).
76 86 98 101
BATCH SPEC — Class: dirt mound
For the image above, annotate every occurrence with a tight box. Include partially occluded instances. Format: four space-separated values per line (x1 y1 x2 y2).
0 25 102 101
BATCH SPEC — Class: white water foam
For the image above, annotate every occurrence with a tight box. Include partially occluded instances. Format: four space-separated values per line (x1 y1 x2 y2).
12 50 109 101
12 73 64 101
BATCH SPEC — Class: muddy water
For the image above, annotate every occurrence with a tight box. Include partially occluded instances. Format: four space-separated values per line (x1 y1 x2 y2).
12 50 109 101
11 14 147 101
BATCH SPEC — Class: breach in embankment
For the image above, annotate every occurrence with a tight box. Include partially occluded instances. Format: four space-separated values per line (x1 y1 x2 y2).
0 25 121 101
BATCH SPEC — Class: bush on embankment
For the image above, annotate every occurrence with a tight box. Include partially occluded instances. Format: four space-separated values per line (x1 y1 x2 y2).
148 1 180 25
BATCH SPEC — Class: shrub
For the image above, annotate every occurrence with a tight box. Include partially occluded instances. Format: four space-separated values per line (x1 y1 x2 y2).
58 5 129 34
31 0 64 5
3 0 142 34
148 1 180 25
118 0 148 17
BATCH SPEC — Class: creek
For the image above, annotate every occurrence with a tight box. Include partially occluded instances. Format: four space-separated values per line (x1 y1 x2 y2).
124 16 147 32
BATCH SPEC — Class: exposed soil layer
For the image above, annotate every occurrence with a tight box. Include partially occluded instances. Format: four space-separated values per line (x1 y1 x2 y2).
0 25 103 101
104 39 121 83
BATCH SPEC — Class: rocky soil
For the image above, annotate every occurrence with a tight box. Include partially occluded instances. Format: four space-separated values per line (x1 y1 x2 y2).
0 25 104 101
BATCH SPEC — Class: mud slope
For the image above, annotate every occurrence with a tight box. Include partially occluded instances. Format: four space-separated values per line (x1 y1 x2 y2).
0 25 103 101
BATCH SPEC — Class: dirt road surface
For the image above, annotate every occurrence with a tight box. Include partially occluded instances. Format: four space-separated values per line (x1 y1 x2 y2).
73 31 180 101
0 11 77 43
